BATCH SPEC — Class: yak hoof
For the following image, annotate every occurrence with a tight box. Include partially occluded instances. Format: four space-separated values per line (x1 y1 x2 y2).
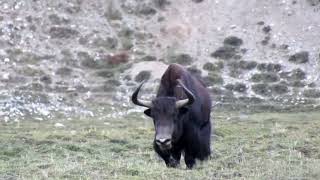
166 158 179 168
186 163 194 169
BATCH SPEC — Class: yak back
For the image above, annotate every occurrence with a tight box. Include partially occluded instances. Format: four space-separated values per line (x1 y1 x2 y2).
156 64 211 115
157 64 205 96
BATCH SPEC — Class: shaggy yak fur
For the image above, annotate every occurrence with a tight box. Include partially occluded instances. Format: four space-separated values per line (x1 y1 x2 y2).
132 63 212 169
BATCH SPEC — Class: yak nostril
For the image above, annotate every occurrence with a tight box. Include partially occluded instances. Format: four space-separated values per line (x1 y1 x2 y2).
156 138 171 145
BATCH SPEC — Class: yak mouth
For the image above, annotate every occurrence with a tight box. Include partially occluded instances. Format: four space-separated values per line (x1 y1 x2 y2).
158 143 172 150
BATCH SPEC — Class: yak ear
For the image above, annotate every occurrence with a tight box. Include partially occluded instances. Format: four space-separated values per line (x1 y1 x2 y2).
144 109 152 117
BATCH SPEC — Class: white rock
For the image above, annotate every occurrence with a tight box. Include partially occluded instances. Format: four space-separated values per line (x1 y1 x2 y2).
54 123 65 128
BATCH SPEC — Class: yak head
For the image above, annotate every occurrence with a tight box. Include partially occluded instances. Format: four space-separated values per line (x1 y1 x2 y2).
131 79 195 150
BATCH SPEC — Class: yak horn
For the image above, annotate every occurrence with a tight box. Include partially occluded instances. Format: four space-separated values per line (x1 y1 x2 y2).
131 81 153 108
175 79 195 108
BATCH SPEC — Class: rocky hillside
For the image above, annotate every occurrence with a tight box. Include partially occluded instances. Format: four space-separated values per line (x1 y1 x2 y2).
0 0 320 120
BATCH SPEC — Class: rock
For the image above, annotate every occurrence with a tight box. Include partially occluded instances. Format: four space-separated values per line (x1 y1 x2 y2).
288 51 309 64
60 49 73 58
203 61 224 71
79 52 109 69
135 71 151 82
279 44 289 50
55 67 72 76
107 79 121 87
13 91 49 104
234 54 242 60
65 4 81 14
240 48 248 54
280 68 306 81
251 73 280 83
211 86 224 95
169 53 193 65
187 67 202 79
71 83 88 93
142 55 157 61
270 84 289 94
104 3 122 21
262 25 272 34
79 35 89 45
157 16 165 22
138 5 157 16
91 85 114 93
80 52 99 69
54 84 69 92
227 61 243 77
224 84 234 91
29 25 37 32
307 0 320 6
225 83 247 93
6 48 23 57
257 63 281 72
239 60 257 70
223 36 243 47
92 79 121 92
303 89 320 98
211 46 237 60
118 27 134 38
92 37 118 49
288 81 306 87
238 96 264 104
48 14 70 25
154 0 171 9
54 123 65 128
261 36 270 45
236 85 248 94
81 58 103 69
11 51 54 64
49 27 79 39
252 83 271 96
308 82 317 88
192 0 204 2
291 68 306 80
202 73 224 86
120 38 133 50
40 75 52 84
216 94 236 103
124 75 131 81
18 66 44 76
95 70 114 78
257 21 265 25
107 53 129 65
20 83 44 91
134 31 154 41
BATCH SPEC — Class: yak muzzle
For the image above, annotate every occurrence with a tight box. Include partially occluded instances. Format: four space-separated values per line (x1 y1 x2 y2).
155 137 172 150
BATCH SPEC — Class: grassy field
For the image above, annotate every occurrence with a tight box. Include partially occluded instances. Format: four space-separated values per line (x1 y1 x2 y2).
1 111 320 180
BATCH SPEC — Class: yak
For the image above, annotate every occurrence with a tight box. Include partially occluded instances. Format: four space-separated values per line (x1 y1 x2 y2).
131 63 212 169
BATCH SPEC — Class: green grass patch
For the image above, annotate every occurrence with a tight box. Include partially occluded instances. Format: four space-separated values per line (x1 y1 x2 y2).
0 111 320 179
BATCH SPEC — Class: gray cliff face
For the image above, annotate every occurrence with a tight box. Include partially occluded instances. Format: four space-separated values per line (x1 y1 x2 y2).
0 0 319 120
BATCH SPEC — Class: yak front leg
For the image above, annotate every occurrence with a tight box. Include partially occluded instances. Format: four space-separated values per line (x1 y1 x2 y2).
154 141 179 168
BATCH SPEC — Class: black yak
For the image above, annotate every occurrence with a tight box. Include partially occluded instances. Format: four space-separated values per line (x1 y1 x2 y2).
132 63 212 169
